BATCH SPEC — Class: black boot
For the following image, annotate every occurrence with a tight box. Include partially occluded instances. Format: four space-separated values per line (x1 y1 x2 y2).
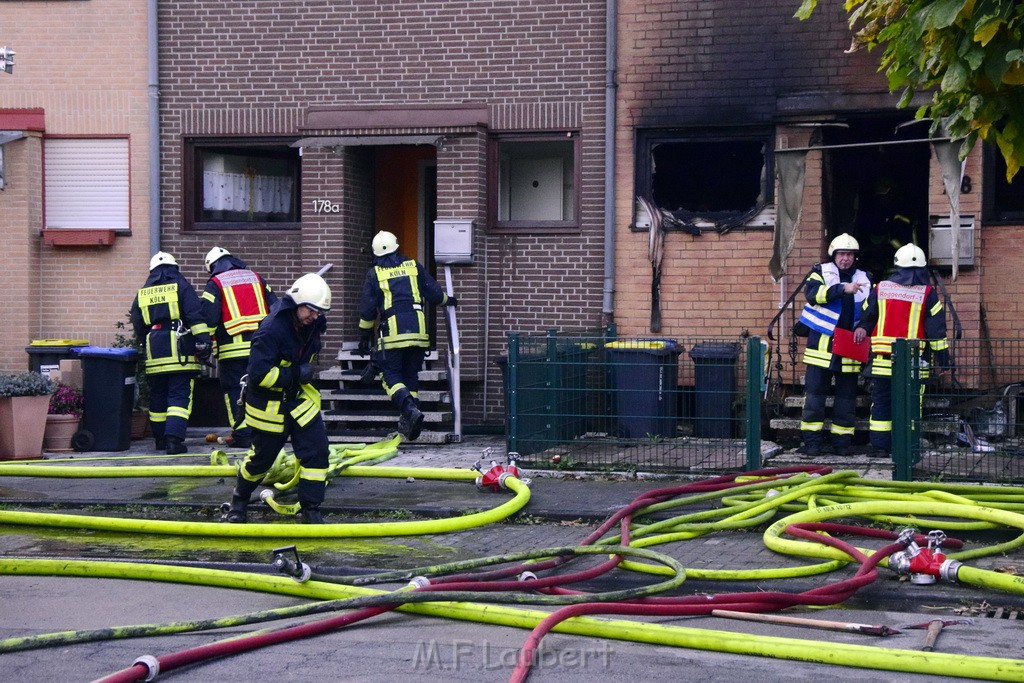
300 506 325 524
153 436 167 451
165 436 188 454
398 406 424 440
222 493 249 523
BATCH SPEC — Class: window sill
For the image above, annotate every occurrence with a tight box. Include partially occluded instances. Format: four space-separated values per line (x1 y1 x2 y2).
42 229 117 247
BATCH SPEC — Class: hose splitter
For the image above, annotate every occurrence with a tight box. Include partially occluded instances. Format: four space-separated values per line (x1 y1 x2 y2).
888 528 962 584
271 545 312 583
473 449 531 492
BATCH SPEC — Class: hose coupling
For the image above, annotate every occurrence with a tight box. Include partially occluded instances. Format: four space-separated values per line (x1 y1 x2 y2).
408 576 431 589
133 654 161 682
271 545 312 583
939 558 963 583
518 571 538 582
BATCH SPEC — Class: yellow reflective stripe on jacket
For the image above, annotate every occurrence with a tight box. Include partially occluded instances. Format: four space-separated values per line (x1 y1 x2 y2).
216 338 252 360
381 332 430 349
259 366 282 389
245 401 285 433
290 384 322 427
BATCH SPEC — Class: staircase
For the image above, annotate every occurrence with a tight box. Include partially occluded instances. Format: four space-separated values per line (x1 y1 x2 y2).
318 344 458 444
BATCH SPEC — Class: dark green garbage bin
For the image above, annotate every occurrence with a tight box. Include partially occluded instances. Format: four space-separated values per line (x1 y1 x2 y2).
496 353 552 456
689 342 741 438
606 340 682 439
72 346 140 451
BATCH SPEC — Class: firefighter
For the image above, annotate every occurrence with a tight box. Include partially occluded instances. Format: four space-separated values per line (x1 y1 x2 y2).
795 233 871 457
200 246 277 450
355 230 458 440
854 243 951 459
223 272 331 525
131 252 212 454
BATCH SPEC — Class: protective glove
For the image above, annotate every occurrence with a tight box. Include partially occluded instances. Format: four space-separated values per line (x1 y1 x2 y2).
297 363 314 385
445 295 459 308
194 341 212 361
356 331 372 357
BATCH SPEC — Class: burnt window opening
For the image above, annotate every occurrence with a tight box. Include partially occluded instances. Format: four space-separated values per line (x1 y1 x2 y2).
635 129 773 231
984 143 1024 224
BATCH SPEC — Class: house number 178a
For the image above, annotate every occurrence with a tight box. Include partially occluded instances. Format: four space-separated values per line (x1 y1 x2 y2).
312 199 340 213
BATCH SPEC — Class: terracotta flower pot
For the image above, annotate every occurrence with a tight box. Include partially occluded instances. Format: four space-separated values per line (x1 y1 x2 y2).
131 409 150 440
0 395 50 460
43 413 81 453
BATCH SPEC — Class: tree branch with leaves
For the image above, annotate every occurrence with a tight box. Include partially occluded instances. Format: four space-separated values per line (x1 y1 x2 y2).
797 0 1024 180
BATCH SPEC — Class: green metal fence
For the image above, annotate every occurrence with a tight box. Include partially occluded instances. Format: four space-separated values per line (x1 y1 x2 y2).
502 331 1024 483
503 330 762 473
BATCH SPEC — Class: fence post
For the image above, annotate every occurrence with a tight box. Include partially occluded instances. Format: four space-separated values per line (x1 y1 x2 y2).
508 333 520 455
891 338 917 482
546 329 558 448
745 336 763 471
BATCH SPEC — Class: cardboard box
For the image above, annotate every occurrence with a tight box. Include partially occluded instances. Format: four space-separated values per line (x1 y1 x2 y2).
59 359 83 390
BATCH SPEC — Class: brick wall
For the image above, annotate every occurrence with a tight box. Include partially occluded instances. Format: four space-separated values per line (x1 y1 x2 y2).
158 1 609 425
0 0 152 372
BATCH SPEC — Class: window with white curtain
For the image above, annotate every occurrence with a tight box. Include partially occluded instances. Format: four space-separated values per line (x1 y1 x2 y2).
186 139 300 230
44 137 130 230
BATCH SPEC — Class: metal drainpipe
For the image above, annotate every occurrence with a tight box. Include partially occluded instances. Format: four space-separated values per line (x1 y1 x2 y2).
601 0 618 324
148 0 160 255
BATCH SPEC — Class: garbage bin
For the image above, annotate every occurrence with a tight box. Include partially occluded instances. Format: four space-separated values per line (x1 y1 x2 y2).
554 342 597 441
689 342 741 438
496 353 552 456
72 346 140 451
606 340 681 439
25 339 90 380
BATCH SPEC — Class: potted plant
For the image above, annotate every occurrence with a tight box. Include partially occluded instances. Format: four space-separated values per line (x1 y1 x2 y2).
44 382 85 452
114 312 150 439
0 371 54 460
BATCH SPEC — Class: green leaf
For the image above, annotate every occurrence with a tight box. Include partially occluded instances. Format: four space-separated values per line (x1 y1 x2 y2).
973 17 1003 46
921 0 971 31
795 0 818 20
941 59 969 91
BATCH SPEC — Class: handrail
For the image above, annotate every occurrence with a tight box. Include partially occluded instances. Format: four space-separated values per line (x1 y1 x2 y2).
766 266 814 341
443 266 462 441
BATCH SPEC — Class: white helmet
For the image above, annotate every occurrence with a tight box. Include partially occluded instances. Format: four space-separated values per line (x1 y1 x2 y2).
287 273 332 312
149 251 177 270
828 233 859 256
894 243 927 268
204 246 231 273
372 230 399 257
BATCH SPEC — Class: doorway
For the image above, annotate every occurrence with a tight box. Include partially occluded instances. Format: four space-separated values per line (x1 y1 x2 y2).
822 115 930 279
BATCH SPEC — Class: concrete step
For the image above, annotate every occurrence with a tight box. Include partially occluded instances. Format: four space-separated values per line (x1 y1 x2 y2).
770 417 871 431
323 409 453 424
327 429 454 445
781 395 950 410
321 388 450 403
319 367 448 383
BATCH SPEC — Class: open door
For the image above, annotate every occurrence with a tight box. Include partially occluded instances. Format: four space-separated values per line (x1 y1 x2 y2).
821 116 930 279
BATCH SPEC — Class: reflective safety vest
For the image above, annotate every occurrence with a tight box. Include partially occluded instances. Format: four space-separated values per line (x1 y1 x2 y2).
798 263 870 335
870 281 931 356
138 283 181 326
212 269 270 336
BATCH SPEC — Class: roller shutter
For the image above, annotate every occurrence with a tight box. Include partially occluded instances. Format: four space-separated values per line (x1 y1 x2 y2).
44 138 129 230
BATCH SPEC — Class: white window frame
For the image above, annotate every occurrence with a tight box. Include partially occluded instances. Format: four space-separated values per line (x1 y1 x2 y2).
44 137 130 231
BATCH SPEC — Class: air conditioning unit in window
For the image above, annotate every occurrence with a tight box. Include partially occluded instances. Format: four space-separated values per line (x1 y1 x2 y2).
929 214 975 268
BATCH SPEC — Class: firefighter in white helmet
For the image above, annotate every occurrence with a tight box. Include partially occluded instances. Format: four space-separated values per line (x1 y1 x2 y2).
356 230 458 440
223 272 331 524
794 233 871 457
200 246 277 450
854 243 951 459
131 252 212 454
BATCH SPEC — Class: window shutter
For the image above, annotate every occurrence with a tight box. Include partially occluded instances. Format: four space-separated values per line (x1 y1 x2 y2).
44 138 129 230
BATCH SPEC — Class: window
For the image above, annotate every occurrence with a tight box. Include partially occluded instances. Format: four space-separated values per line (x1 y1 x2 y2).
185 139 301 231
489 134 578 230
635 128 772 229
983 143 1024 224
44 137 129 230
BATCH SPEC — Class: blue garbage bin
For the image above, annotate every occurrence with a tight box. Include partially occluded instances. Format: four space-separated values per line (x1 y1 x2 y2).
72 346 140 451
606 340 682 439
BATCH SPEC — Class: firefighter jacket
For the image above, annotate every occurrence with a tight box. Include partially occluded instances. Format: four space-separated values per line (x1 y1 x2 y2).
201 256 277 361
799 262 871 373
357 251 451 350
857 266 950 377
243 296 326 434
131 264 211 375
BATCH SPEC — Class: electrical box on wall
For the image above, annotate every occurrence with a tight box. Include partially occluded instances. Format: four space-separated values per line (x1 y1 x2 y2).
434 219 474 264
929 214 975 268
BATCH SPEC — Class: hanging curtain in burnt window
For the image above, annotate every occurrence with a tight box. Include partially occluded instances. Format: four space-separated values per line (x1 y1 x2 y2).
769 150 808 281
